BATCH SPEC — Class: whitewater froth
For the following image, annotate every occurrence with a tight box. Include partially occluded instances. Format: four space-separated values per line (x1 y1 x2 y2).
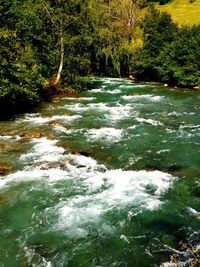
45 155 175 238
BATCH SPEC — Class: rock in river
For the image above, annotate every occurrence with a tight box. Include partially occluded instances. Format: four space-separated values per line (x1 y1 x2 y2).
0 163 13 176
128 92 140 96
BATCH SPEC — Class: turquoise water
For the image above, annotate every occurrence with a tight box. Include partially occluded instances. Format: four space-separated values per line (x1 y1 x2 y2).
0 77 200 266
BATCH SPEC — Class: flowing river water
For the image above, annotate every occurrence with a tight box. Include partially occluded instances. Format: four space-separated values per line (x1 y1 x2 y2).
0 77 200 267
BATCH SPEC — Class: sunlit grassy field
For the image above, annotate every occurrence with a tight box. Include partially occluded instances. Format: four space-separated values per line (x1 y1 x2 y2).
157 0 200 25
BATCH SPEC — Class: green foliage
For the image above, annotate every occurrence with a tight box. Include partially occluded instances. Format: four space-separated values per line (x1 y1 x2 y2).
0 0 95 117
132 7 200 87
70 76 93 90
156 25 200 87
131 6 177 81
89 0 142 77
0 28 46 117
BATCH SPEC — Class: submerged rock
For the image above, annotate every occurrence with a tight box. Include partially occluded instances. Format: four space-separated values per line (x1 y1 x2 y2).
63 112 71 116
36 162 61 170
0 163 13 176
44 134 56 140
0 196 7 205
104 156 113 161
145 165 158 172
90 125 101 129
18 132 30 138
128 75 135 81
49 121 63 127
32 132 42 139
128 92 139 96
18 138 31 144
167 164 184 172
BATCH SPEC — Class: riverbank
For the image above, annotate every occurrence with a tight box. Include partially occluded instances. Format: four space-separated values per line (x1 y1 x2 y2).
0 86 81 120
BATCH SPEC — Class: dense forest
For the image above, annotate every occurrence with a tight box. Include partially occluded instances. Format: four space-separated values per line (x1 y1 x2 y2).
0 0 200 117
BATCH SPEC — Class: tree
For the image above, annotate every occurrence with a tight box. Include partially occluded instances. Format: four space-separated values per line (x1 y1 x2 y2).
39 0 64 86
0 0 95 117
109 0 142 42
0 0 47 117
89 0 143 76
156 25 200 87
132 6 178 81
131 6 200 87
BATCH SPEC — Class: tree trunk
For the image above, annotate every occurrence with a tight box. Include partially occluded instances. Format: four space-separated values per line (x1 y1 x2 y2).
51 23 64 86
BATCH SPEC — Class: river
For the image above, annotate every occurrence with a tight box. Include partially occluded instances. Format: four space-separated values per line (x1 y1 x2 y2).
0 77 199 267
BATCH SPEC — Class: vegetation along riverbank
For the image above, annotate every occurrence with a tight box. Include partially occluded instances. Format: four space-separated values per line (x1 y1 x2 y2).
0 0 200 118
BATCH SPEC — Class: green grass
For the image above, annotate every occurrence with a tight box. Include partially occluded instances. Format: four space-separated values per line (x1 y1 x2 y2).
157 0 200 25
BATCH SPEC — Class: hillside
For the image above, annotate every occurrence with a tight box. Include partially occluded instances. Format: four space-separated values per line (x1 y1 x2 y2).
157 0 200 25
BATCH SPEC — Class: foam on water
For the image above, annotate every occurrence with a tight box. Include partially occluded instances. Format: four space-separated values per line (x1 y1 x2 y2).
101 77 124 84
187 207 200 216
90 88 105 93
128 125 139 130
53 125 73 134
64 102 108 112
136 117 164 126
89 88 122 94
0 142 104 187
23 114 82 124
180 124 200 129
105 89 121 94
157 149 170 154
64 102 133 122
0 135 23 142
167 111 182 117
104 104 133 122
119 84 136 88
20 137 65 163
122 94 164 101
20 240 53 267
44 154 175 238
87 127 123 142
0 135 13 139
61 97 95 101
66 153 100 171
132 84 152 88
119 84 151 89
0 168 68 188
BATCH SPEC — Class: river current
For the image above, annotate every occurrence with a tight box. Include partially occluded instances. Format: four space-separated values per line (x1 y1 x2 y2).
0 77 199 267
